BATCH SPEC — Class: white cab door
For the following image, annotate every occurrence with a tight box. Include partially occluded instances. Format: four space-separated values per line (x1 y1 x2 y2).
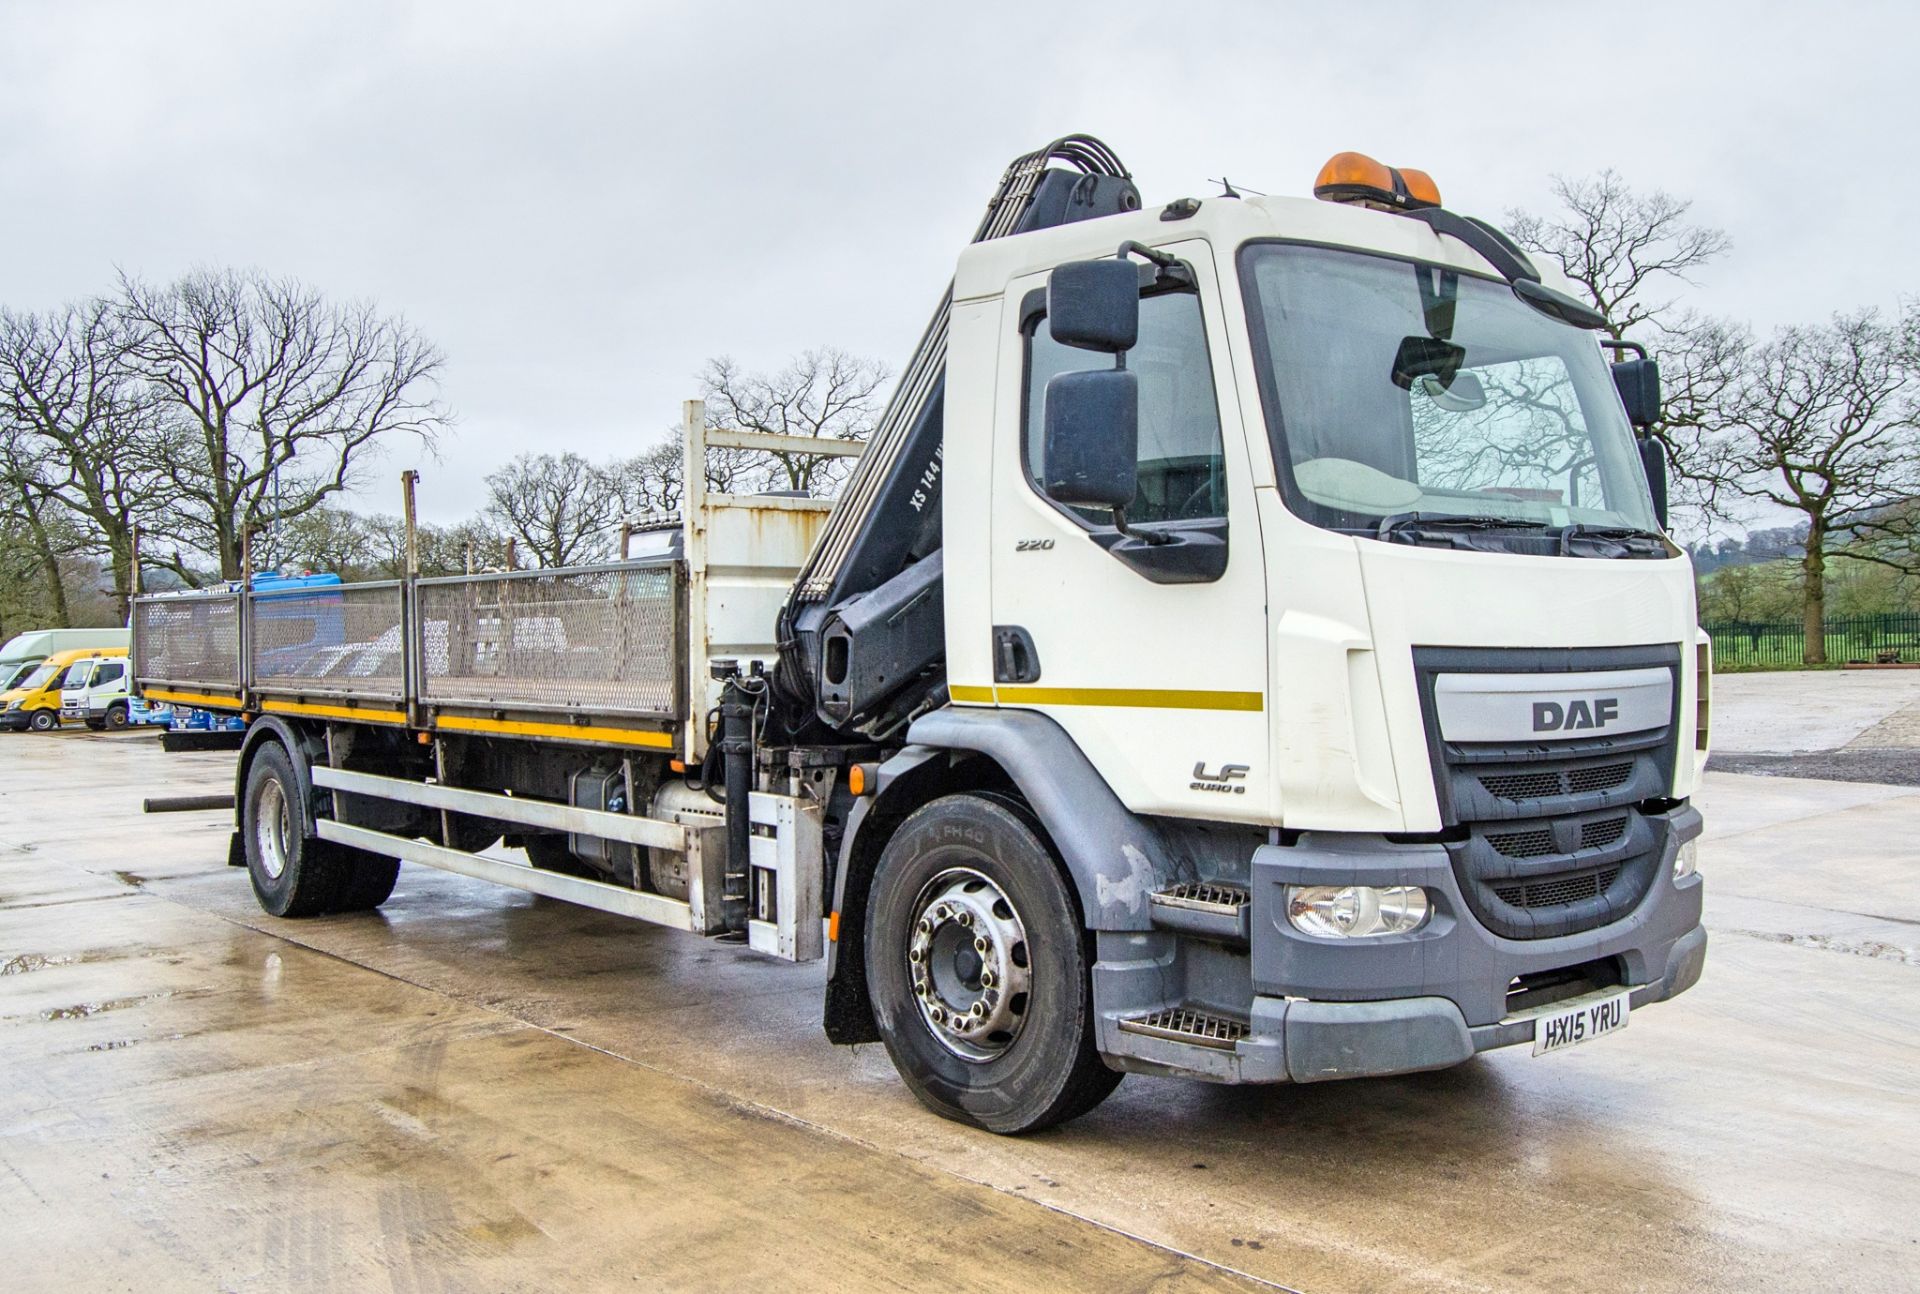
980 241 1271 822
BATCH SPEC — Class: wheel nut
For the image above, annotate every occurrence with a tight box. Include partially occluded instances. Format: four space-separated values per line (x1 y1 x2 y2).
907 947 922 964
973 936 989 954
970 1001 986 1017
980 969 995 988
956 910 973 927
930 1007 945 1024
917 918 931 935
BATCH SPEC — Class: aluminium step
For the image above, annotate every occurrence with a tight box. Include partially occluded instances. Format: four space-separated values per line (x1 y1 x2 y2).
1117 1006 1252 1051
1148 880 1251 944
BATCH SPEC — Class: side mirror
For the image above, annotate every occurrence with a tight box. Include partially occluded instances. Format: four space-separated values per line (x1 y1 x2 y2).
1638 434 1669 531
1048 259 1139 352
1043 369 1138 510
1612 357 1662 428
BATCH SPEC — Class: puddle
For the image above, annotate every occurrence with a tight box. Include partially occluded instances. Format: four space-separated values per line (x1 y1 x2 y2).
38 989 191 1021
1729 929 1920 965
1 953 74 975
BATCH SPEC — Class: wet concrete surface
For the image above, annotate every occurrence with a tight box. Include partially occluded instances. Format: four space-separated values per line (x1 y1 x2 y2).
3 706 1918 1292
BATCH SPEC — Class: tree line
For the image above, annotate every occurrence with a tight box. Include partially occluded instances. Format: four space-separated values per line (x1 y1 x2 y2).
0 258 884 639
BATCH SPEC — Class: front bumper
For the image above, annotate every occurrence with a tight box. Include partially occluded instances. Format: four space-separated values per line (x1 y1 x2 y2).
0 711 32 731
1095 803 1705 1083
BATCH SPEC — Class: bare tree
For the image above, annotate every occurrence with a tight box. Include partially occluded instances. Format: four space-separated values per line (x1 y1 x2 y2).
1507 173 1734 533
484 452 623 568
697 348 887 494
1698 307 1920 662
1506 171 1731 342
117 268 448 580
0 298 172 618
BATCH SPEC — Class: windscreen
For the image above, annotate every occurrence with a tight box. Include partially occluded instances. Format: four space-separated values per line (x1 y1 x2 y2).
1241 244 1657 535
18 662 63 692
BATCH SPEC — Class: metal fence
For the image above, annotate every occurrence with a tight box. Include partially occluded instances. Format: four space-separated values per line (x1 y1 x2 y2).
1706 613 1920 668
250 581 408 700
131 589 243 690
415 561 680 718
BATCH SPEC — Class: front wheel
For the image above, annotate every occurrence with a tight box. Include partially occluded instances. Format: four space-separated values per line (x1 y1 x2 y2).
104 702 129 730
27 710 57 732
865 794 1121 1134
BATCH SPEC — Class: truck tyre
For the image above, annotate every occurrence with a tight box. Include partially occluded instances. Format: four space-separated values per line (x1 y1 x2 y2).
242 742 398 917
104 702 129 731
864 794 1121 1134
27 710 56 732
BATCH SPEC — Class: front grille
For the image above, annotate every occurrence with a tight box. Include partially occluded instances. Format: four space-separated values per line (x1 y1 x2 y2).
1567 761 1634 793
1479 760 1634 801
1415 645 1682 941
1480 770 1562 800
1488 827 1555 858
1494 866 1621 909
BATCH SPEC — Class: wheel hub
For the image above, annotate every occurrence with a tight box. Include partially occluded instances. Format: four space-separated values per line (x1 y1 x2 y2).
254 778 290 880
907 869 1031 1061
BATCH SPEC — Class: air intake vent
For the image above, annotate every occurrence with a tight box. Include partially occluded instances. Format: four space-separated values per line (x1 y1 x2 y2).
1478 760 1634 801
1580 816 1628 850
1480 770 1562 800
1493 866 1621 909
1567 761 1634 794
1487 827 1555 859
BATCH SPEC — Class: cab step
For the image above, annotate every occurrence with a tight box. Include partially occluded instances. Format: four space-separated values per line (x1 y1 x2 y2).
1117 1006 1251 1051
1148 880 1251 944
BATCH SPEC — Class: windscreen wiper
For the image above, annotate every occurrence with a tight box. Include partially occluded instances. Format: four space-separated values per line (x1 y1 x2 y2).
1376 512 1551 540
1555 524 1669 558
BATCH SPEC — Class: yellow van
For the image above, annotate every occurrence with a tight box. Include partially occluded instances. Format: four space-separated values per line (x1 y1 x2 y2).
0 646 129 733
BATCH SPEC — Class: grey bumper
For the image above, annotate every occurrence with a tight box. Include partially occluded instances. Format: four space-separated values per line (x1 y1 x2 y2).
1096 804 1705 1084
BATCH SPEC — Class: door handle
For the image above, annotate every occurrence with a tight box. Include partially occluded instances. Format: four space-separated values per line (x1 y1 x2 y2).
992 626 1042 684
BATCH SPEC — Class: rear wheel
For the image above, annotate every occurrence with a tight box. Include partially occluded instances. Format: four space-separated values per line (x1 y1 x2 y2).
865 794 1121 1134
242 742 399 917
27 710 56 732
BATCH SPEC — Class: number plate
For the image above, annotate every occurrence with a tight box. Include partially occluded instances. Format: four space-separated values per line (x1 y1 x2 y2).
1532 990 1630 1056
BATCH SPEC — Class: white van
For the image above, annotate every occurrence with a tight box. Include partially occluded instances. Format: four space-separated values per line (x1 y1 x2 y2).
0 628 131 691
58 656 132 730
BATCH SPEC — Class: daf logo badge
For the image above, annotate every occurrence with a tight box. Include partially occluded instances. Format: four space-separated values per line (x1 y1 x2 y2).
1533 698 1621 732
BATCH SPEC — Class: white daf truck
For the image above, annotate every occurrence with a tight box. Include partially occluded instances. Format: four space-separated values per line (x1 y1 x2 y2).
130 138 1708 1133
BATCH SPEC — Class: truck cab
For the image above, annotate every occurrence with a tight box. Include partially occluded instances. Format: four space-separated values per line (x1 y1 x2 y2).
822 159 1704 1123
59 656 132 730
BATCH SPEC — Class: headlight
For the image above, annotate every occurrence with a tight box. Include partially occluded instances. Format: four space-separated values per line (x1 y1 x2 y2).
1286 885 1431 938
1674 840 1699 880
3 700 19 712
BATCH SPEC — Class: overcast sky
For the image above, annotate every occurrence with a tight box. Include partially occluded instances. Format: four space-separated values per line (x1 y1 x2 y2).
3 1 1914 525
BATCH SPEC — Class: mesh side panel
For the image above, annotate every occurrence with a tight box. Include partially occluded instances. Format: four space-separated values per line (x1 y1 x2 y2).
132 592 242 688
251 583 406 699
1580 816 1628 850
417 564 680 718
1567 761 1634 793
1487 827 1555 859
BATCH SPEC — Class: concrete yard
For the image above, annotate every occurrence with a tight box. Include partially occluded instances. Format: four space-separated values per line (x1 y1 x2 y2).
3 678 1917 1292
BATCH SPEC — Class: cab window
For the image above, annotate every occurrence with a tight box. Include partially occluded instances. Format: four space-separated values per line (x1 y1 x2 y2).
1023 289 1226 526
